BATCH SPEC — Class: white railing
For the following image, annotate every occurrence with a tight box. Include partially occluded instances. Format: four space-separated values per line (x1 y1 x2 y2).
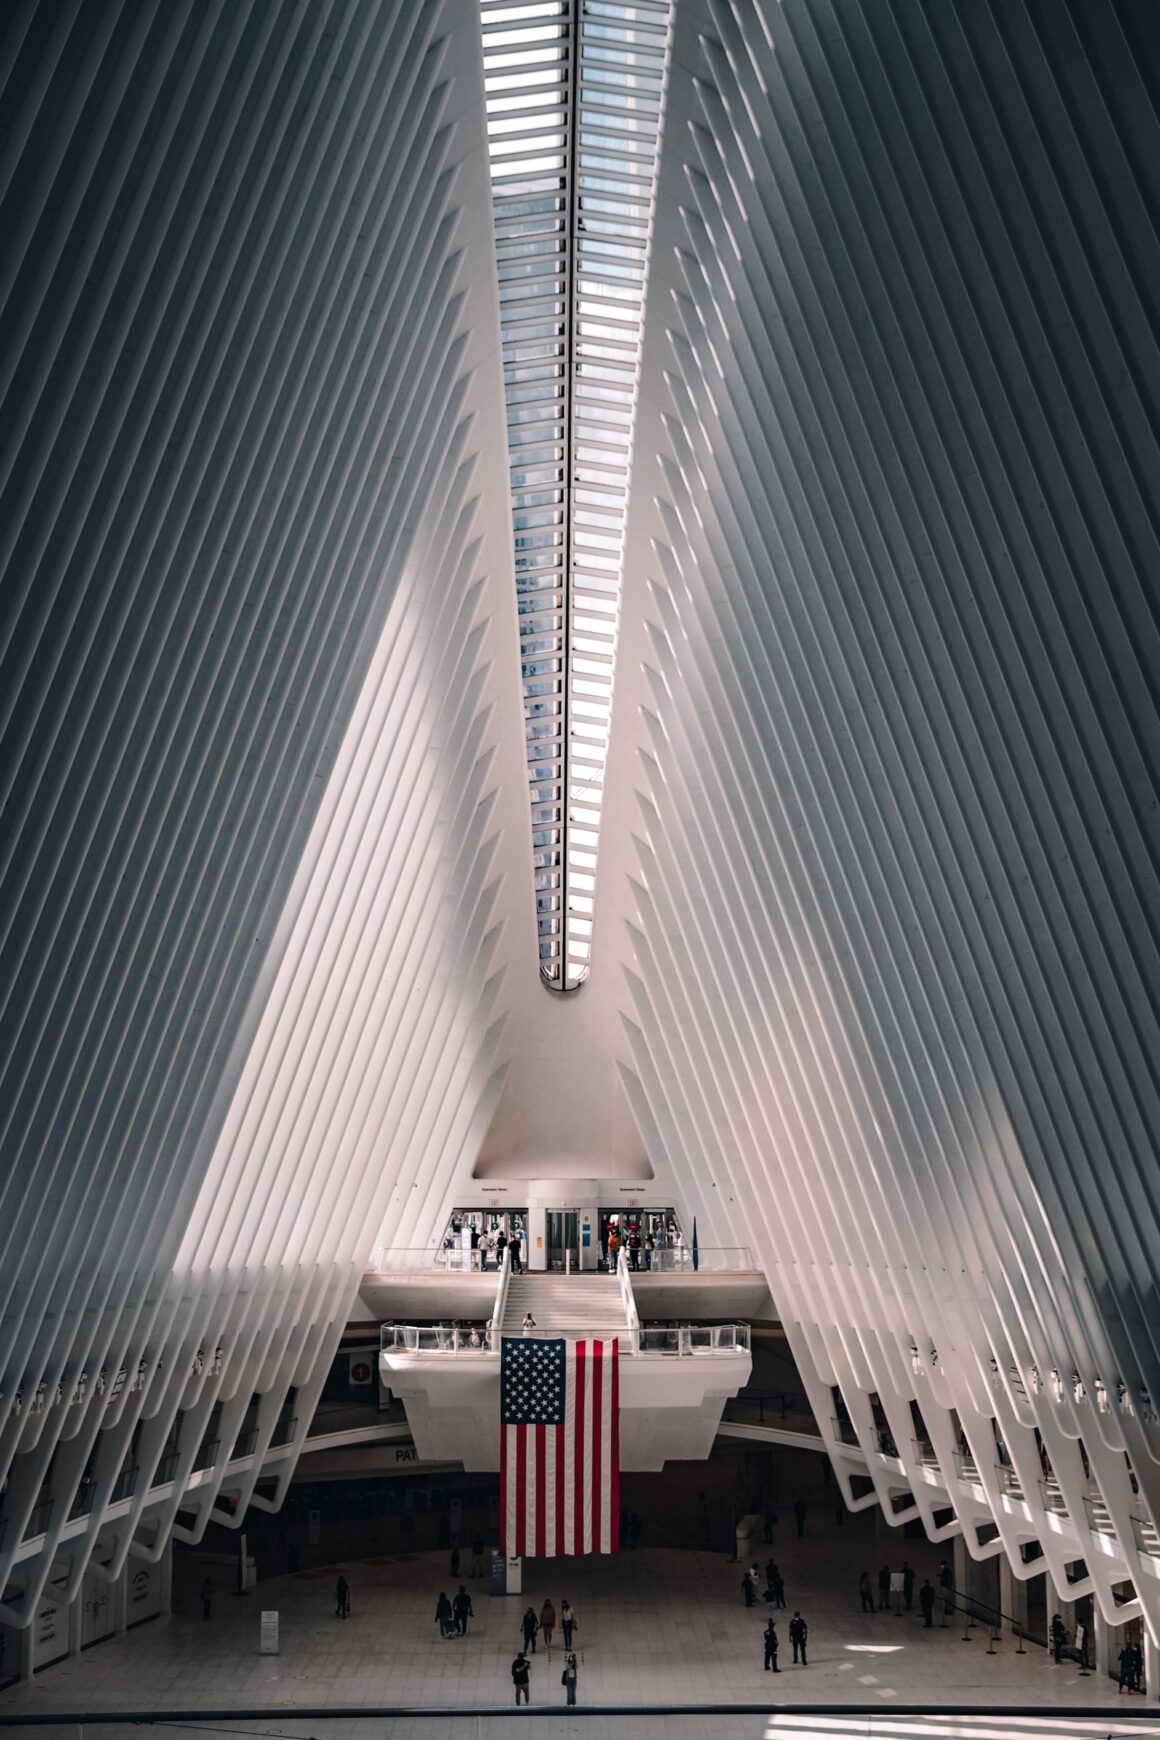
636 1324 751 1355
491 1245 512 1351
628 1245 754 1273
381 1325 494 1354
616 1248 642 1352
367 1245 489 1272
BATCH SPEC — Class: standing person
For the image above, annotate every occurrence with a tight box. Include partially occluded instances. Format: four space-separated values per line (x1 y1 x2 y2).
470 1533 485 1577
628 1228 642 1270
644 1232 655 1270
763 1504 777 1542
902 1562 916 1611
1051 1613 1068 1664
793 1497 808 1537
765 1556 778 1590
858 1571 874 1613
540 1597 556 1647
200 1577 213 1620
512 1650 531 1705
919 1579 936 1627
335 1574 349 1619
522 1605 539 1654
877 1563 891 1610
938 1557 953 1619
450 1545 461 1578
1119 1641 1137 1692
560 1599 576 1649
764 1618 780 1671
772 1567 786 1609
496 1229 508 1267
435 1590 454 1637
789 1610 808 1665
741 1568 757 1607
522 1311 536 1335
561 1650 579 1704
510 1232 523 1274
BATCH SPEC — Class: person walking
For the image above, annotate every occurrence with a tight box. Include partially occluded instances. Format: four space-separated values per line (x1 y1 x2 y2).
919 1579 936 1627
765 1557 778 1590
453 1584 474 1637
510 1234 523 1274
789 1610 808 1665
902 1561 916 1611
858 1571 875 1613
435 1591 455 1638
470 1533 485 1577
512 1649 531 1705
540 1597 556 1647
741 1568 757 1607
561 1650 579 1704
335 1574 349 1619
522 1605 539 1653
560 1599 576 1649
1051 1613 1068 1664
628 1229 642 1270
200 1577 213 1620
793 1497 807 1537
496 1229 508 1266
877 1563 891 1610
764 1618 780 1671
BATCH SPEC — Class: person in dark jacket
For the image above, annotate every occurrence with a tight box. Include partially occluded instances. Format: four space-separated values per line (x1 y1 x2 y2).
435 1591 454 1637
793 1497 808 1536
453 1585 474 1636
858 1571 874 1613
789 1610 808 1664
741 1569 757 1607
561 1651 579 1705
919 1579 936 1626
1051 1613 1068 1664
902 1562 916 1610
512 1650 531 1705
522 1606 539 1652
764 1619 780 1671
335 1574 349 1619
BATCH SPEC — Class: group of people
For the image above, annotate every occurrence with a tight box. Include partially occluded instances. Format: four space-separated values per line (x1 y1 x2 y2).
761 1611 808 1670
519 1596 578 1652
512 1597 580 1705
741 1557 786 1610
476 1225 523 1273
434 1585 475 1638
857 1560 918 1613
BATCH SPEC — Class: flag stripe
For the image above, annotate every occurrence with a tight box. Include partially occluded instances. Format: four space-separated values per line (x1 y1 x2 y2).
555 1420 566 1555
516 1422 527 1557
609 1337 620 1550
574 1338 586 1552
592 1338 602 1554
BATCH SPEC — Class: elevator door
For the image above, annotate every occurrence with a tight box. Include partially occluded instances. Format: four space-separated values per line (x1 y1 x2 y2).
547 1210 578 1271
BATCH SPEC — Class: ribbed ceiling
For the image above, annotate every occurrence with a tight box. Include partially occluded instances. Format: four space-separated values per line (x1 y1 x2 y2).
1 0 1158 1646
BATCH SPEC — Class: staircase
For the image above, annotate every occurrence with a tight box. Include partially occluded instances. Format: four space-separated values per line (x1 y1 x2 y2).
502 1274 629 1344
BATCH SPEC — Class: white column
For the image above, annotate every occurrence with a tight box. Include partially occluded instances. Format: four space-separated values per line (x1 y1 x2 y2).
67 1587 84 1658
1093 1606 1120 1681
1144 1629 1159 1701
159 1538 173 1617
999 1556 1028 1636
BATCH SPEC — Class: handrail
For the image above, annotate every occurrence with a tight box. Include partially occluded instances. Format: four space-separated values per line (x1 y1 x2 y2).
616 1248 641 1352
940 1584 1047 1650
491 1244 512 1350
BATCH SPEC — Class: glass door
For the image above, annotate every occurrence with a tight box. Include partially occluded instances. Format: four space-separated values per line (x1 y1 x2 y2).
547 1210 579 1271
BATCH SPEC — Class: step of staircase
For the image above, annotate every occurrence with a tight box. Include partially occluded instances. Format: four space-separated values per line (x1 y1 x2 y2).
502 1275 629 1341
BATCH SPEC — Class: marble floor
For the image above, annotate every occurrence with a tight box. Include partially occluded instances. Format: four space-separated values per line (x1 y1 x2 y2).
0 1524 1152 1740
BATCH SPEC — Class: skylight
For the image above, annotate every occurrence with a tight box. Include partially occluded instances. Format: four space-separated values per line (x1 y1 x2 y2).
482 0 670 991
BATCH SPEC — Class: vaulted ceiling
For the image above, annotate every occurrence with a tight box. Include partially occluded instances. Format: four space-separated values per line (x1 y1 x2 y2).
1 0 1158 1640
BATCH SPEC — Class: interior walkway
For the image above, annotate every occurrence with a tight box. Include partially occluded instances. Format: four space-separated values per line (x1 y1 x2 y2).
1 1522 1148 1738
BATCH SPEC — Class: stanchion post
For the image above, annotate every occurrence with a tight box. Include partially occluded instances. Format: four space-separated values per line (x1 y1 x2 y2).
1015 1623 1026 1655
986 1623 997 1655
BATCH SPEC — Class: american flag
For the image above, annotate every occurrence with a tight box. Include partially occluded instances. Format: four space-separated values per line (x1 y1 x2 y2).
500 1335 619 1556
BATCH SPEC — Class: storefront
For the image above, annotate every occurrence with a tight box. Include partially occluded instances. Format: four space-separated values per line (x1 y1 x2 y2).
439 1208 528 1270
599 1206 683 1268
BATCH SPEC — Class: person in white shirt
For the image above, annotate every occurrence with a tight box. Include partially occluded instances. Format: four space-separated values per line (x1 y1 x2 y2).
522 1313 536 1336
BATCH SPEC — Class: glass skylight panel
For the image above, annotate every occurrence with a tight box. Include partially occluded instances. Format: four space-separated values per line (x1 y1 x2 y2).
482 0 670 990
